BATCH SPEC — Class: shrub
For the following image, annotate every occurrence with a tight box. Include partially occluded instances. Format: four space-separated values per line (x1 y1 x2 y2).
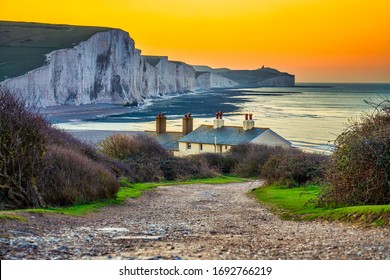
230 143 285 178
99 134 170 161
99 133 141 160
0 88 47 209
261 149 328 186
123 158 165 182
0 88 123 209
40 145 120 206
320 99 390 206
42 125 130 178
101 134 171 182
161 156 215 181
193 153 236 174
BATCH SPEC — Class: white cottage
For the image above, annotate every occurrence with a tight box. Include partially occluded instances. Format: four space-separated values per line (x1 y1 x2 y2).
176 112 291 156
147 112 291 156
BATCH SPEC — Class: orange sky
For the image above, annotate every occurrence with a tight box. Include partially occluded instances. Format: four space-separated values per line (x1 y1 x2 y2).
1 0 390 82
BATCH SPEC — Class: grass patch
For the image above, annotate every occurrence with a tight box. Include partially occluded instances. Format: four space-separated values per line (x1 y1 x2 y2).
253 183 390 226
3 175 246 217
0 21 110 81
0 213 26 222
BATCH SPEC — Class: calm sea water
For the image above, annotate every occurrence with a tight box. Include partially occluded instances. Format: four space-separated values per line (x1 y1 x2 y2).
57 83 390 153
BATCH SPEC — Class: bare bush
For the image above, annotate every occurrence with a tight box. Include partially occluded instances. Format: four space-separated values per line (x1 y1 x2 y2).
161 156 216 181
320 99 390 206
99 134 141 160
261 149 328 186
99 134 170 161
123 159 165 182
40 145 120 206
230 144 285 178
0 88 47 208
0 88 123 209
42 125 130 178
192 153 236 174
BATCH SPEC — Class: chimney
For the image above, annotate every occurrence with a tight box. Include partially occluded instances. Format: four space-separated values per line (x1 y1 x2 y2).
156 113 167 134
182 113 193 135
213 111 224 129
243 113 255 130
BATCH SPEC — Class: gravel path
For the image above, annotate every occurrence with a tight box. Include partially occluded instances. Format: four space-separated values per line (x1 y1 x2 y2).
1 181 389 259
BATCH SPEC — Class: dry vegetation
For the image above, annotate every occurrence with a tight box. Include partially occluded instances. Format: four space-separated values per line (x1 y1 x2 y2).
0 88 121 209
99 134 215 182
320 99 390 206
99 134 327 187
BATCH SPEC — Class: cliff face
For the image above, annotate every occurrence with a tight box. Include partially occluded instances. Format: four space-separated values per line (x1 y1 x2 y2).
196 72 238 90
194 65 295 87
257 75 295 87
1 26 295 108
1 29 196 107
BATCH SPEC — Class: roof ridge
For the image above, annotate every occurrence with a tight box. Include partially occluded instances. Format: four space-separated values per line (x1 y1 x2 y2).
199 124 269 130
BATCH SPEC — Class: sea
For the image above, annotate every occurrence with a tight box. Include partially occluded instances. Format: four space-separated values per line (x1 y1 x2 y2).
56 83 390 153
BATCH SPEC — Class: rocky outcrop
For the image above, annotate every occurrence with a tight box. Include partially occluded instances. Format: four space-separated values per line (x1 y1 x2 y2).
196 72 238 90
1 29 196 107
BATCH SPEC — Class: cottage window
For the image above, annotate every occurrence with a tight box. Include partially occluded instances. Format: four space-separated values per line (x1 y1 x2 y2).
225 145 228 150
200 144 203 151
219 145 223 153
187 143 192 150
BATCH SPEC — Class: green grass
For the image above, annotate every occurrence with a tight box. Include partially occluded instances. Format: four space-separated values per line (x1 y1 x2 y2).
253 183 390 226
0 21 110 81
0 213 26 222
1 175 246 218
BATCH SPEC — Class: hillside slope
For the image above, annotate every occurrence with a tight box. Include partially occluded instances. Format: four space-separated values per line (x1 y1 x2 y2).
0 21 110 81
193 65 295 86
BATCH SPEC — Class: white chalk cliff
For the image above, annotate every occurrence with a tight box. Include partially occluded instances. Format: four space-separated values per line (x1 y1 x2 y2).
195 72 238 90
1 28 294 108
1 29 204 107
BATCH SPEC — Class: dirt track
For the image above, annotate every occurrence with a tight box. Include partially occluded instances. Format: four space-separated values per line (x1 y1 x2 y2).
1 181 389 259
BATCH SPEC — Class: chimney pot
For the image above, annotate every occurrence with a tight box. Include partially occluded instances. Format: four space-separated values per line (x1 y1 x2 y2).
243 114 255 131
182 113 193 135
213 112 224 129
156 113 166 134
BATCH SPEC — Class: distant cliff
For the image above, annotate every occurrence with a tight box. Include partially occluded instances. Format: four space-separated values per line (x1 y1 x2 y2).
257 75 295 86
0 21 295 108
193 65 295 87
195 72 238 90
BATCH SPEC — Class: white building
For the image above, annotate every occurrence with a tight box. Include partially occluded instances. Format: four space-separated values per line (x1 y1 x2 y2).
148 112 291 156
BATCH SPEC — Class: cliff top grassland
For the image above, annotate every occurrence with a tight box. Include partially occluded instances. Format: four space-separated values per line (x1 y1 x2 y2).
0 21 111 81
193 65 293 85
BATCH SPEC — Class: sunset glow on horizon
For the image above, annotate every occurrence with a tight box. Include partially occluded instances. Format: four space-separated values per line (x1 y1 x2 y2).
1 0 389 82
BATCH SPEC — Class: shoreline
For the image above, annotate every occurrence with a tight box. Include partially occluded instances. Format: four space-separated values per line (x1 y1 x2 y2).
41 89 212 124
40 103 137 124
